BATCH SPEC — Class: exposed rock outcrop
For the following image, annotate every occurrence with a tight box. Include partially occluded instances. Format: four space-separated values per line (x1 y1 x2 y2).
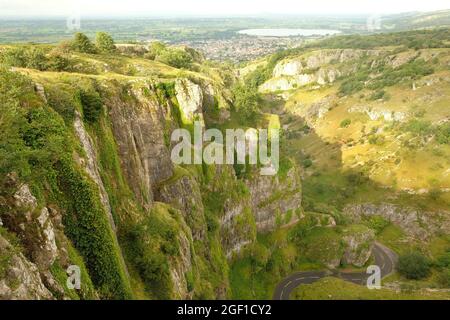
107 83 174 208
155 169 207 241
175 79 205 124
4 184 59 270
0 234 53 300
344 203 450 239
341 225 375 267
246 167 302 232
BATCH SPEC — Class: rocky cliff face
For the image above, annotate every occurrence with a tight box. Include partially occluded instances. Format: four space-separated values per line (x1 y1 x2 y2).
0 63 304 300
260 49 384 93
344 203 450 240
107 83 175 208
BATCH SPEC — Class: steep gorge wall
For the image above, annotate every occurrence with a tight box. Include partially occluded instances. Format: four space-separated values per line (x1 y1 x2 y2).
0 71 303 300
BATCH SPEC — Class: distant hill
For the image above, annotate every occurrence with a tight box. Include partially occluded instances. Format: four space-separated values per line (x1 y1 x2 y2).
382 10 450 31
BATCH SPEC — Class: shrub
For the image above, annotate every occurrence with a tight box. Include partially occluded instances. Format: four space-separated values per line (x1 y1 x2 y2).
126 205 182 299
77 90 103 123
156 48 193 69
1 48 26 67
24 47 48 71
56 158 132 299
365 216 390 234
96 32 116 53
1 47 48 71
369 90 388 101
72 32 97 54
397 252 431 280
46 50 70 72
436 123 450 145
340 119 352 128
302 158 313 168
402 119 432 136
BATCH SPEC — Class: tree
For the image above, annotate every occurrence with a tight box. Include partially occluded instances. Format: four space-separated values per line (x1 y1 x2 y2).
95 32 116 53
72 33 97 54
156 48 193 69
397 252 431 280
232 83 260 121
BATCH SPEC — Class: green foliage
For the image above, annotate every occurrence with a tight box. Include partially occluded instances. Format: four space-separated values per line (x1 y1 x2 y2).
340 119 352 128
0 47 26 67
0 70 68 192
0 47 48 71
56 158 132 299
402 119 432 136
338 58 434 96
436 251 450 268
302 158 313 168
46 49 71 72
369 90 389 101
125 204 182 299
368 134 385 145
24 47 48 70
95 32 116 53
338 70 368 96
309 29 450 50
288 215 319 241
72 32 97 54
369 59 434 90
232 83 260 121
156 48 193 69
77 89 103 123
398 252 431 280
435 123 450 145
365 216 390 235
1 69 131 299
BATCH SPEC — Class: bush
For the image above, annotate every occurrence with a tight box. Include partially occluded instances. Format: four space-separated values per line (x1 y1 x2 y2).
1 47 48 71
0 47 26 67
302 159 313 168
156 48 193 69
72 32 97 54
56 158 132 299
397 252 431 280
365 216 390 234
46 50 70 72
96 32 116 53
402 119 432 136
340 119 352 128
77 90 103 123
369 90 388 101
126 205 182 299
436 123 450 145
24 47 48 71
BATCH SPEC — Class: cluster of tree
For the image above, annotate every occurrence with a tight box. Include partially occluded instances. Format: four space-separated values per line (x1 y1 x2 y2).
0 32 117 71
0 46 70 72
143 41 195 69
401 119 450 145
339 58 434 96
71 32 117 54
398 250 450 288
308 29 450 50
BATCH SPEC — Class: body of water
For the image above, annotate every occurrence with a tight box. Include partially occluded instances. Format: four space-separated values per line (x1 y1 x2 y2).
237 28 342 37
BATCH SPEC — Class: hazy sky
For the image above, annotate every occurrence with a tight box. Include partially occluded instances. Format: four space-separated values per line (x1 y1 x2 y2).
1 0 449 17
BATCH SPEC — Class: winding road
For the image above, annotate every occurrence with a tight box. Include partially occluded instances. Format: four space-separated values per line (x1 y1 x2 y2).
273 242 398 300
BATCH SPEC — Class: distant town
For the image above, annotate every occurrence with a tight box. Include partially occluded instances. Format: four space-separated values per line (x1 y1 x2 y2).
178 35 306 62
